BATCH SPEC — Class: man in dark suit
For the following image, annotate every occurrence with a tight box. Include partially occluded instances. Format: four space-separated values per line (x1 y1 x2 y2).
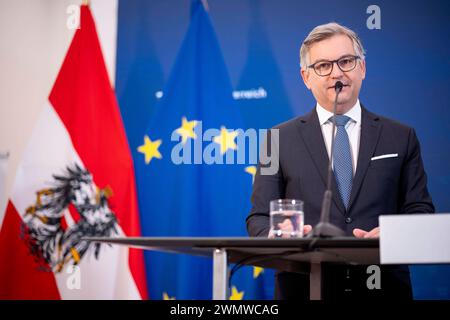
246 22 434 300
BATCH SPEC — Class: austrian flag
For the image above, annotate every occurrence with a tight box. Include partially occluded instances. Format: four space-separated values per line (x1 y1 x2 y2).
0 5 147 299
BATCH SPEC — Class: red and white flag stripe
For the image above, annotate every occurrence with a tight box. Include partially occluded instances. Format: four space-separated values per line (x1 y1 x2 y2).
0 5 147 299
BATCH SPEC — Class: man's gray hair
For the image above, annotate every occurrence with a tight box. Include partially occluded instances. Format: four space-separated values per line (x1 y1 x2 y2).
299 22 366 69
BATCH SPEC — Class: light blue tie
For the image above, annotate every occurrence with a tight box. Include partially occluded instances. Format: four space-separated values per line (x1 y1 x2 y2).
331 115 353 209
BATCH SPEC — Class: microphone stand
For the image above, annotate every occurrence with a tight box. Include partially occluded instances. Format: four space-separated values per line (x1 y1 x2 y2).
310 81 346 238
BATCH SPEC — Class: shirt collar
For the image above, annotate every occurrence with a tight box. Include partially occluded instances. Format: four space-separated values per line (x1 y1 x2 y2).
316 99 361 126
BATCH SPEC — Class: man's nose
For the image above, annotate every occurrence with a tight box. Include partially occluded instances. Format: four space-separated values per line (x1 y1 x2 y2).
330 62 344 78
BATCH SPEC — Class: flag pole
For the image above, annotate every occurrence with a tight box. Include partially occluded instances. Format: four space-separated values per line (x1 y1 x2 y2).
201 0 209 12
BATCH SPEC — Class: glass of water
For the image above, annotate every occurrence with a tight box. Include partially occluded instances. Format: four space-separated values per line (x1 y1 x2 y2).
270 199 304 238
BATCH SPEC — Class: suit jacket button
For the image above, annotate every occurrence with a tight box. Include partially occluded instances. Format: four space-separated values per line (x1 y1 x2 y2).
345 217 352 224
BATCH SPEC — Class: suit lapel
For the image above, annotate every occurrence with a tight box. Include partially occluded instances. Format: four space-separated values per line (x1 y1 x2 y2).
347 107 382 211
297 109 347 214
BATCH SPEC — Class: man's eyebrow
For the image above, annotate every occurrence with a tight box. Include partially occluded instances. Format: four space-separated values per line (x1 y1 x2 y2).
311 59 329 65
310 54 355 65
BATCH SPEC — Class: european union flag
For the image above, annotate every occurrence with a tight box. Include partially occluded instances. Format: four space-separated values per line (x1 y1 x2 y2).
126 0 274 299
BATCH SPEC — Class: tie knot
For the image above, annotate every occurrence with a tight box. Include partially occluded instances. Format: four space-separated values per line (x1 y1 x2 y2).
331 115 351 127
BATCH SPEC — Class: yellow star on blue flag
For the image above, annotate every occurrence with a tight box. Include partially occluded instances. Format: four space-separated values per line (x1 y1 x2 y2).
163 292 175 300
253 266 264 279
175 116 198 144
137 135 162 164
213 126 239 154
245 166 257 183
229 286 244 300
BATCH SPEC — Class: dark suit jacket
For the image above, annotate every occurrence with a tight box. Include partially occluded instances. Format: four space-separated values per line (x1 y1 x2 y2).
246 106 435 299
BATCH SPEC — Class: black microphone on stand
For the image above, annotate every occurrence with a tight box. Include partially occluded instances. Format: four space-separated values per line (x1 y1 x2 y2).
310 81 346 238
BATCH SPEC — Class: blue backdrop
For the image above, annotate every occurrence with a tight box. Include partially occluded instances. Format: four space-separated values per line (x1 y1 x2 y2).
116 0 450 299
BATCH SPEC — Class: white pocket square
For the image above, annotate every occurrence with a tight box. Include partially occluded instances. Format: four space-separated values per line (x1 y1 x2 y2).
371 153 398 161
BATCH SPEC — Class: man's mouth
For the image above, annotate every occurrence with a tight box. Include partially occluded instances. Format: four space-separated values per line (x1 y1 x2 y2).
328 84 350 89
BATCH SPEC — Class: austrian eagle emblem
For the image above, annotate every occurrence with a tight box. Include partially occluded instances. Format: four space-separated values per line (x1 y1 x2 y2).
22 164 119 272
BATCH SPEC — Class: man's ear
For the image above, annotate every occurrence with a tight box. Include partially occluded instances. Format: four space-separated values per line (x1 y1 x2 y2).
359 59 366 80
300 68 311 90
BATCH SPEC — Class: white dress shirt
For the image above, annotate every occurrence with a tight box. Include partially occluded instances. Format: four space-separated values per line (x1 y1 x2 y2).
316 100 362 175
